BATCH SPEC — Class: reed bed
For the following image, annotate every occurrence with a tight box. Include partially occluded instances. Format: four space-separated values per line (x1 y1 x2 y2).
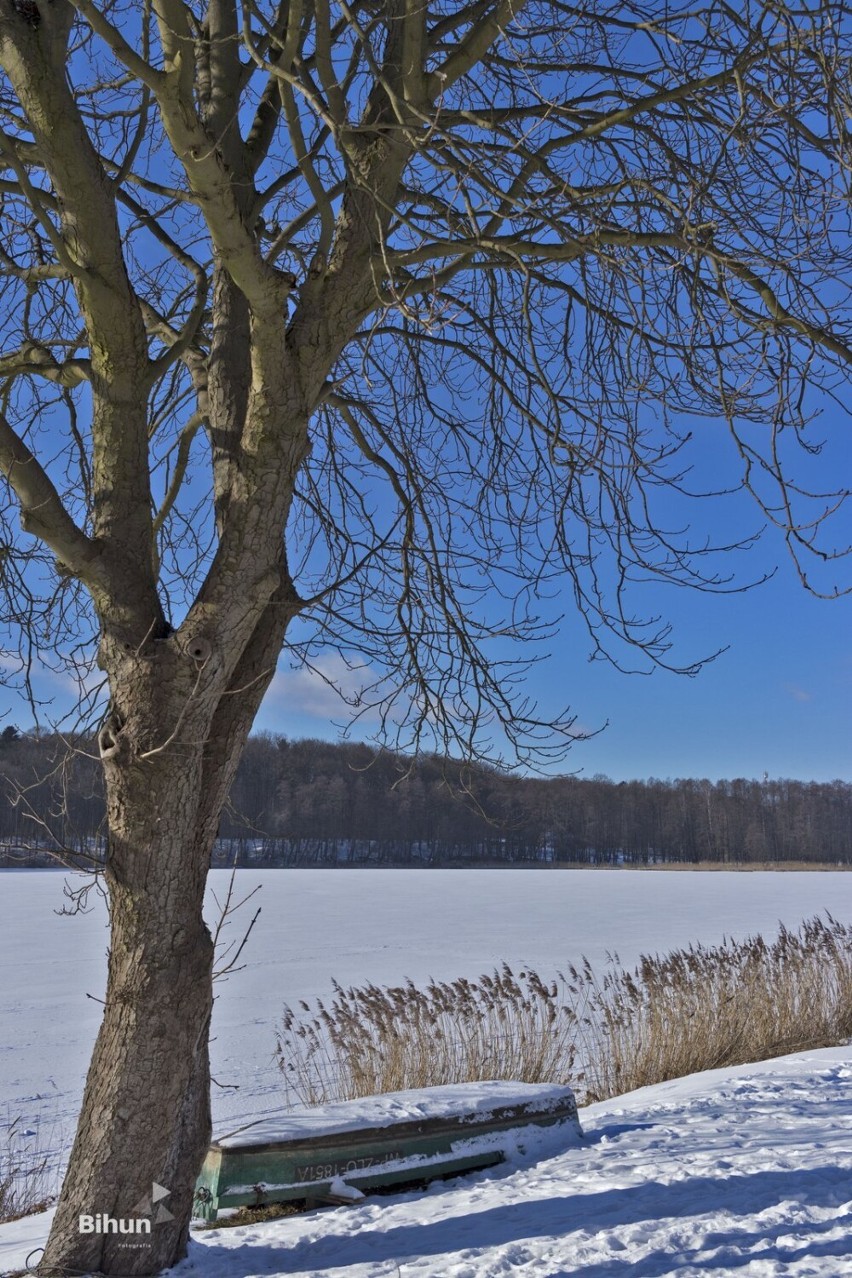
277 913 852 1107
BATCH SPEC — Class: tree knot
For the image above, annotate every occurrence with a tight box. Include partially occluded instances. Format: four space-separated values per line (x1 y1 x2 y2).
183 634 212 665
98 706 127 760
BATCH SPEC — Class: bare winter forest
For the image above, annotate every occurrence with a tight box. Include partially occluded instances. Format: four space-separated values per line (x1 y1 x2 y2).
1 729 849 868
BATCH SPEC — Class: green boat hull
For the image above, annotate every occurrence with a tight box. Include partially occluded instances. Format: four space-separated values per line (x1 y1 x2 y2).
195 1083 581 1220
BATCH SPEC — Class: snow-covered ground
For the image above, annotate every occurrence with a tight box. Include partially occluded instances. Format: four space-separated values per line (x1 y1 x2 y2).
2 1046 851 1277
2 868 852 1159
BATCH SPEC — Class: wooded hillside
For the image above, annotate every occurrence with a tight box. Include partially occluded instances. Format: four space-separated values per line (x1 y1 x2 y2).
1 729 848 867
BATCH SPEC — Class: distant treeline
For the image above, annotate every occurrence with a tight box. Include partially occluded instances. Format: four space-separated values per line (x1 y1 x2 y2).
0 727 849 867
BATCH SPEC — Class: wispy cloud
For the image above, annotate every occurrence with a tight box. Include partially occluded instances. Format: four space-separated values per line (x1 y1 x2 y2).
783 682 812 703
265 653 383 723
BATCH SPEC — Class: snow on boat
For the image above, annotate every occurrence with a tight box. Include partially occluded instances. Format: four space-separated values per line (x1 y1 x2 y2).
194 1081 582 1220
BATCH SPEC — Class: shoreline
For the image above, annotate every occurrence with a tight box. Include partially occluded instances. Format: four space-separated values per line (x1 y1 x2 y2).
2 860 850 872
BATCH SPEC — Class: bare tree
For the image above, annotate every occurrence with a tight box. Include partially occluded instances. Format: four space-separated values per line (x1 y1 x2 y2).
0 1 850 1273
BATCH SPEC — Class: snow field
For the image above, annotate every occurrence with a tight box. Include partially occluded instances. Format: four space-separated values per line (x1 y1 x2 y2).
2 1047 851 1276
3 868 851 1143
2 868 852 1275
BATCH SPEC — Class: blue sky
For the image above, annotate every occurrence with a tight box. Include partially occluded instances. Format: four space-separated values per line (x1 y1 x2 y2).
254 550 851 784
1 7 849 787
2 404 850 783
1 402 849 783
251 412 852 783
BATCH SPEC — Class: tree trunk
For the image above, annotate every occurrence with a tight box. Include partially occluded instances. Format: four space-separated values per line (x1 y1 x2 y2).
39 754 215 1277
38 580 299 1277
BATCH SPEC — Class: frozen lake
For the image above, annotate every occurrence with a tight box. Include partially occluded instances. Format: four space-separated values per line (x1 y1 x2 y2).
2 866 851 1154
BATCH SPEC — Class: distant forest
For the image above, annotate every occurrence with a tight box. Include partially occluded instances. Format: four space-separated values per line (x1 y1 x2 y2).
0 726 849 868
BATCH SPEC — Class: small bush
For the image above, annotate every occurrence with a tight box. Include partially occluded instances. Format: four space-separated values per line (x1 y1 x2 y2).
277 913 852 1107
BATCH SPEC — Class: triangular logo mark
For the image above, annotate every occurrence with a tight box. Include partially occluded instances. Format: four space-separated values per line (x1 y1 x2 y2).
130 1195 152 1216
152 1182 170 1204
154 1204 175 1223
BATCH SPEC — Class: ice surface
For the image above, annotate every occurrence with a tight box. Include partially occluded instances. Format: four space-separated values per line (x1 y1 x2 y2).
2 867 851 1209
3 867 851 1142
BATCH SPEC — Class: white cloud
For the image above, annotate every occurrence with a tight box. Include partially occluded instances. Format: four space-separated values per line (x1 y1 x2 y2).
265 653 383 722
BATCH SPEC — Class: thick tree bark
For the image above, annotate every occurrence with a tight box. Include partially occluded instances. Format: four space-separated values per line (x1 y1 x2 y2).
40 583 299 1277
39 755 216 1277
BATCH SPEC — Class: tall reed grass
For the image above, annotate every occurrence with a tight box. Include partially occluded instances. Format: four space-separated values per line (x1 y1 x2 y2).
277 913 852 1107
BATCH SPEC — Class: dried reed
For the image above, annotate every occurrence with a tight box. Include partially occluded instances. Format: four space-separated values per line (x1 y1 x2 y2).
0 1115 57 1224
277 913 852 1106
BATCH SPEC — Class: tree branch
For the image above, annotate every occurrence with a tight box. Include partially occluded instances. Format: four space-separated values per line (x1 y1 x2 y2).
0 409 102 581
